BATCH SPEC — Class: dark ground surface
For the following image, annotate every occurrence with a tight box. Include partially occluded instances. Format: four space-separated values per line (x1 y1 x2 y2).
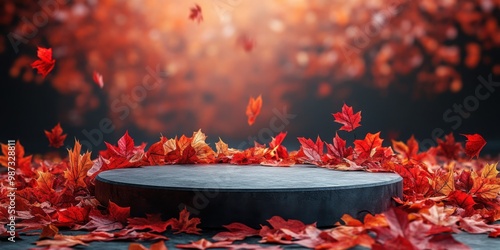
1 228 500 250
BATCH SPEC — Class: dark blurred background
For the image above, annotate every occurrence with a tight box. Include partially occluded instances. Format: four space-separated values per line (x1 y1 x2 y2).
1 0 500 155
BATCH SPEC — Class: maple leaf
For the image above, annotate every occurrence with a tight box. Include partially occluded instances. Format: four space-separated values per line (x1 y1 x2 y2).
108 200 130 224
127 213 174 233
436 133 462 160
459 214 500 234
39 224 59 239
392 135 419 160
31 46 56 78
0 141 33 175
266 216 309 234
190 129 216 163
462 134 486 159
246 95 263 126
93 70 104 88
189 4 203 23
57 206 90 226
469 176 500 199
332 103 361 132
44 123 67 148
354 132 383 159
177 238 232 249
129 240 168 250
325 132 353 162
297 136 323 165
171 207 202 234
36 234 88 248
64 140 93 189
213 222 260 241
480 162 498 179
104 131 145 161
35 170 55 199
447 190 476 215
429 163 455 196
144 136 168 165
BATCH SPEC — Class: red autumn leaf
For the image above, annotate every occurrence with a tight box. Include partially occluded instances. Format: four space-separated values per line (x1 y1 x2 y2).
212 222 260 241
127 213 174 233
226 243 283 250
354 132 383 159
129 240 168 250
104 131 145 160
246 95 262 126
266 216 308 234
326 132 353 161
44 123 67 148
297 136 323 165
189 4 203 23
108 200 130 224
462 134 486 159
447 190 476 214
57 206 90 225
171 207 202 235
39 224 59 240
177 238 232 249
332 103 361 132
459 214 500 234
93 70 104 88
31 46 56 78
392 135 419 160
436 133 462 160
238 34 256 52
36 234 88 248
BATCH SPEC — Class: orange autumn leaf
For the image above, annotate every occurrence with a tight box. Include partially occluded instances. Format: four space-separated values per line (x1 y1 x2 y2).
429 162 455 196
245 95 262 126
353 132 383 159
31 46 55 78
93 70 104 88
44 123 67 148
35 170 55 195
64 140 93 189
0 141 33 175
481 163 499 179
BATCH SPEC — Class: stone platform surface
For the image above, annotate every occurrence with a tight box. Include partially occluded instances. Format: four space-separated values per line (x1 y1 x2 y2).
95 164 402 228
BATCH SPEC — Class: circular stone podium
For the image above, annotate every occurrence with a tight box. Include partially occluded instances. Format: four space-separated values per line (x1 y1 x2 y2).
95 165 402 228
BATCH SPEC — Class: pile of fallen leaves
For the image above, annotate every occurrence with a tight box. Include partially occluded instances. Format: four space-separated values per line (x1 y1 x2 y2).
1 104 499 249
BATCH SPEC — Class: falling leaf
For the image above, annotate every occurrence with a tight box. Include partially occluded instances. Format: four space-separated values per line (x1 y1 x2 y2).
189 4 203 23
462 134 487 159
246 95 262 126
44 123 67 148
93 70 104 88
31 46 56 78
332 103 361 132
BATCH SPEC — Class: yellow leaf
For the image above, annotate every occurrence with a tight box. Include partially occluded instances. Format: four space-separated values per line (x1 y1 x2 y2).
64 140 93 189
430 163 455 196
481 162 499 179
